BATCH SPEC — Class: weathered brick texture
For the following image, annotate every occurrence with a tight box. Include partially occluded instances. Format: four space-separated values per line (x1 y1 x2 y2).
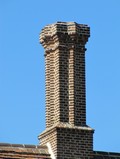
40 22 90 127
39 22 94 158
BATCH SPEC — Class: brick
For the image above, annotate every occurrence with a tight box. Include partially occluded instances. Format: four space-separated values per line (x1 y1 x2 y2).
39 22 94 158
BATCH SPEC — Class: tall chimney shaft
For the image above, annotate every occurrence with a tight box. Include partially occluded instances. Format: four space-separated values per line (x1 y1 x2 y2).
40 22 90 128
39 22 94 159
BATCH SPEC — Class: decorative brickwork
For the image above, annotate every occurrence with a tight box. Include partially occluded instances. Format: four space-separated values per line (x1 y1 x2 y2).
40 22 90 128
39 22 94 158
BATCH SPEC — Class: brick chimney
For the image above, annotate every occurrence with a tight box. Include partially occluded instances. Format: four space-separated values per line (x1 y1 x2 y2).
39 22 94 159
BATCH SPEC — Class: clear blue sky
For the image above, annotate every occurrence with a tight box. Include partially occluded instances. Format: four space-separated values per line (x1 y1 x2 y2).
0 0 120 153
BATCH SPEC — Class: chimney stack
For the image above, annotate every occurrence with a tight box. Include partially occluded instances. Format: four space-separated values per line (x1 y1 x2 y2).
39 22 94 159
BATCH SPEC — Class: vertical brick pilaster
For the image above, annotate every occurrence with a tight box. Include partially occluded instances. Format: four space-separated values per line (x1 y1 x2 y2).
74 49 86 126
45 53 51 128
59 47 69 123
69 49 75 125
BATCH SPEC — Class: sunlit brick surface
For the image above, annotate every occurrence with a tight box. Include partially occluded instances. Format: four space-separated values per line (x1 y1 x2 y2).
39 22 94 158
40 22 90 128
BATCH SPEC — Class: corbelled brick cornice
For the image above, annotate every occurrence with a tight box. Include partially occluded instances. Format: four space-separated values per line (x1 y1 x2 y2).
40 22 90 53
